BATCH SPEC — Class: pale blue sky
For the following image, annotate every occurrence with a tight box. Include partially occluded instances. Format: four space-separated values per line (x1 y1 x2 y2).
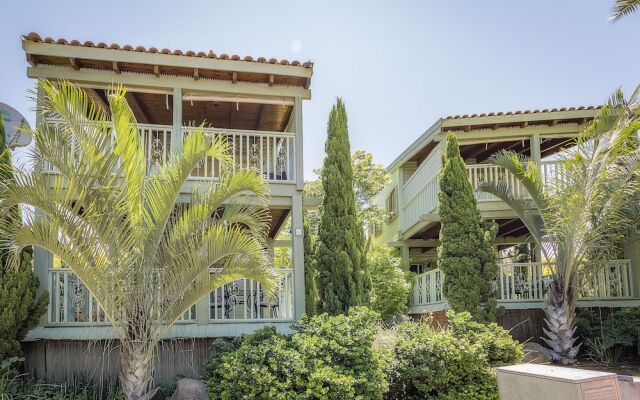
1 1 638 178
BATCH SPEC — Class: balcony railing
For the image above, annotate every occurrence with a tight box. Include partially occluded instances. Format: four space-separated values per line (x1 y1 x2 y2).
47 268 293 324
209 269 294 321
409 260 634 308
400 157 565 233
42 120 296 183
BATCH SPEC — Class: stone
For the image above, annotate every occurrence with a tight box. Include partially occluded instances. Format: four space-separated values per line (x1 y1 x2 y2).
523 342 553 364
169 379 210 400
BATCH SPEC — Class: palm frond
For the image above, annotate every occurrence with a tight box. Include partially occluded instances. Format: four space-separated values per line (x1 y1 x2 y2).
609 0 640 21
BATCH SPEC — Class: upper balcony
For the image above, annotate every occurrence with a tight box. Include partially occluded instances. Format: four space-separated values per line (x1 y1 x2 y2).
400 144 565 234
43 119 296 183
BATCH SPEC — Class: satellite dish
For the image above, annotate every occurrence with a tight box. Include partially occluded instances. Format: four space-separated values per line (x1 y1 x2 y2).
0 102 32 149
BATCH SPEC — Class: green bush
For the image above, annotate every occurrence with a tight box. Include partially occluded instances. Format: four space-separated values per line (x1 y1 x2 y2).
367 246 411 321
379 311 521 400
447 311 523 366
204 307 387 400
576 307 640 362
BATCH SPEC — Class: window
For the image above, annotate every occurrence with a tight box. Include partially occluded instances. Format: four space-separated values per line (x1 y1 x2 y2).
386 187 398 221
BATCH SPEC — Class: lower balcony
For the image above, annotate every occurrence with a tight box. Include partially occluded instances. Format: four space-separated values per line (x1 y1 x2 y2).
408 260 636 314
47 268 294 325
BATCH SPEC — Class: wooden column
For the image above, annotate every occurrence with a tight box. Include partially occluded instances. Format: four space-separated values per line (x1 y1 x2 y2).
172 87 182 158
293 97 304 191
291 193 306 318
530 133 541 163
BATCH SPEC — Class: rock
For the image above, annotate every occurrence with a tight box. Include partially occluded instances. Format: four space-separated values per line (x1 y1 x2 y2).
169 379 210 400
523 342 553 364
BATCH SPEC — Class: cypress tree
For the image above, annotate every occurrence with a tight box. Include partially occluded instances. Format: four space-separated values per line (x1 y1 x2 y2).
303 223 318 316
0 116 48 361
315 99 370 314
437 133 499 322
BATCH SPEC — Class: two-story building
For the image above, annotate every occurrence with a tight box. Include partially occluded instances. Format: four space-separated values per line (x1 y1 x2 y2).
19 33 312 382
373 108 640 337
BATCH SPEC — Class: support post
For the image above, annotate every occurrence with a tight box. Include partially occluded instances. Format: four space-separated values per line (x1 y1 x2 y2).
172 87 183 158
291 193 305 318
293 97 304 190
530 133 541 163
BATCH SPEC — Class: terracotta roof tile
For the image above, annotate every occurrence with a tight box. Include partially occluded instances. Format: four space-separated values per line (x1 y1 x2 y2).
445 106 598 120
23 32 312 69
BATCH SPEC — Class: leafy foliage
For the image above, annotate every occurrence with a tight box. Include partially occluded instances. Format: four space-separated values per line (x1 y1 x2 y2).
315 99 370 314
378 312 519 400
0 80 273 399
479 86 640 364
447 311 523 367
0 117 47 362
367 246 411 321
204 307 387 400
303 223 318 316
437 133 500 322
576 307 640 363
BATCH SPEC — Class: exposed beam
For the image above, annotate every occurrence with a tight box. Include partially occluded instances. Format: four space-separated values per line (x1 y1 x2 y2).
28 65 312 100
153 65 160 77
26 54 38 66
268 74 274 87
112 61 120 74
23 39 313 78
255 104 268 130
194 68 199 80
125 92 150 124
304 77 311 89
232 72 237 84
69 57 80 71
85 88 109 112
439 124 585 143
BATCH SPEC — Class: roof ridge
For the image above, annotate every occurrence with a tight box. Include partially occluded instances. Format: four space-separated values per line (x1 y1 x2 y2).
444 105 600 120
23 32 313 69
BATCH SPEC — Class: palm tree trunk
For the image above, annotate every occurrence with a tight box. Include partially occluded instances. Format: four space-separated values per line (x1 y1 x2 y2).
541 278 581 365
119 340 157 400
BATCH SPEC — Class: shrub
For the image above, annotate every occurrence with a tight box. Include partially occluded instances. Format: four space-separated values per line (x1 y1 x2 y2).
576 306 640 362
447 311 523 366
367 246 411 321
379 311 520 400
204 307 386 400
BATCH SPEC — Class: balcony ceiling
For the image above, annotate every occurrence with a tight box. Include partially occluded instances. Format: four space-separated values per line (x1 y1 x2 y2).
85 88 292 131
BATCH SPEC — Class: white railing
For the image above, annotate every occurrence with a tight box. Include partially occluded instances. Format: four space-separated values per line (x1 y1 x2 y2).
41 120 296 183
409 260 634 308
467 164 529 201
400 160 565 233
184 127 295 182
409 268 444 306
400 146 442 232
47 268 292 324
209 269 294 321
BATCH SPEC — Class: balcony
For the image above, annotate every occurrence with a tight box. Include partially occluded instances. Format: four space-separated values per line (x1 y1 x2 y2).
42 120 296 183
400 147 564 233
408 260 634 312
47 268 294 325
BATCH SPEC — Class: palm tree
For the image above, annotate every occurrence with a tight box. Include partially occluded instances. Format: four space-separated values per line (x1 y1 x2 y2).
610 0 640 21
479 86 640 364
0 80 274 400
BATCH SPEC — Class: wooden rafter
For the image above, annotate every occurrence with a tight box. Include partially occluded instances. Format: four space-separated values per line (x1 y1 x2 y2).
125 92 150 124
112 61 121 74
153 65 160 77
268 74 274 87
85 88 109 112
194 68 199 80
69 57 80 71
232 72 237 84
255 104 268 130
